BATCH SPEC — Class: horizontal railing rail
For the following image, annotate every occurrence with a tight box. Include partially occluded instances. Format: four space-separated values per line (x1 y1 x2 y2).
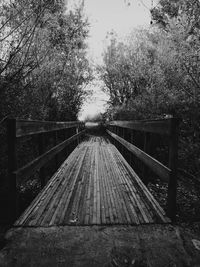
7 118 85 221
106 130 171 182
106 118 179 221
108 118 174 135
15 119 84 137
14 130 86 183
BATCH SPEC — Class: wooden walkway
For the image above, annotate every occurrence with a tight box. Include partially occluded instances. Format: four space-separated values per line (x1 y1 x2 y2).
15 136 170 227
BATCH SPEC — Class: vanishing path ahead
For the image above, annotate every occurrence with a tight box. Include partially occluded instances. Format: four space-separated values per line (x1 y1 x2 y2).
15 135 169 227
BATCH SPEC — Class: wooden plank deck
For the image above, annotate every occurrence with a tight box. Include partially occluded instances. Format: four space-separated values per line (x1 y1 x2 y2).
15 136 170 226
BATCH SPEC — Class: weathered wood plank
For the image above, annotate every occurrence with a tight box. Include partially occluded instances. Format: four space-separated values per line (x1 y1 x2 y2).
79 146 93 224
42 148 83 226
52 146 84 225
107 146 140 224
89 145 96 224
100 145 115 224
100 148 112 224
96 146 101 224
106 150 130 224
112 148 152 224
107 146 144 224
114 147 170 223
15 136 170 227
14 163 64 225
92 144 98 224
58 147 88 225
98 146 107 224
101 146 119 223
103 145 131 224
15 146 81 226
84 145 95 224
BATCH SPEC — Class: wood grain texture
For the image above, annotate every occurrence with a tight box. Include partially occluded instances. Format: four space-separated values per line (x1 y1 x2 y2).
15 136 170 227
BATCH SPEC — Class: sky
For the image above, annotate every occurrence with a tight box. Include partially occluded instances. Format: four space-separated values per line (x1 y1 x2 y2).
67 0 157 120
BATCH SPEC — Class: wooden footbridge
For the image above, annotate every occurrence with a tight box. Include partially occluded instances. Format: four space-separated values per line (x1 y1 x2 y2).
14 136 170 227
6 118 179 225
3 118 197 267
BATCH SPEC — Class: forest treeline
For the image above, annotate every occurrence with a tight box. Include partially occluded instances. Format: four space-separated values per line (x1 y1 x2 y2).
98 0 200 179
0 0 92 122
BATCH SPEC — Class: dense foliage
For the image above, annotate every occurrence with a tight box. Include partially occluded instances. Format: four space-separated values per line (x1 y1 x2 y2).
99 0 200 178
0 0 92 121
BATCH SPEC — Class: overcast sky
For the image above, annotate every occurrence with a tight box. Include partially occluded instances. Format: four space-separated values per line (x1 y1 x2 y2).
67 0 157 120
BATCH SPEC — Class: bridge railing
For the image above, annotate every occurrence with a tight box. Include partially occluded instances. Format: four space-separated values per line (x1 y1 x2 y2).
106 118 179 221
7 118 85 221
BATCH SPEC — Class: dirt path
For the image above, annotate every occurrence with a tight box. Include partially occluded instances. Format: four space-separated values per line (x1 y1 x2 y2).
0 224 200 267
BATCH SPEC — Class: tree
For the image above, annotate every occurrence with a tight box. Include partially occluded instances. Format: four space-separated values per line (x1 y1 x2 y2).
99 3 200 176
0 0 92 121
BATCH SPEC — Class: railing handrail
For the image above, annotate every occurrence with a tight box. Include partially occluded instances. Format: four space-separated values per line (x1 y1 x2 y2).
106 129 171 182
14 130 86 183
6 118 85 221
9 118 84 137
106 117 180 221
107 118 180 136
